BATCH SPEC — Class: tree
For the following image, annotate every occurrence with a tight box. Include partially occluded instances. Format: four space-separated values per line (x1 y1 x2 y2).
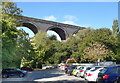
2 16 20 68
83 42 114 62
49 35 57 40
112 20 119 38
2 2 35 68
2 2 23 15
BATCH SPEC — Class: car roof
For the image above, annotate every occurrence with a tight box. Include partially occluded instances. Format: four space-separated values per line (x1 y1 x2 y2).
107 65 120 68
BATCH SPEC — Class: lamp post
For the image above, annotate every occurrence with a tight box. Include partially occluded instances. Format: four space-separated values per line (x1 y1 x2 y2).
97 59 100 66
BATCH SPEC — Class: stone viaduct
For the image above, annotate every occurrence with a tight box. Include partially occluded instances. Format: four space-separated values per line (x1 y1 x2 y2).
18 16 85 40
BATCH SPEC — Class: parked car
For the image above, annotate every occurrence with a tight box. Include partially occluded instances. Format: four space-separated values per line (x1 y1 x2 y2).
83 66 93 78
65 65 70 73
21 67 34 71
85 67 105 82
79 66 92 77
72 65 83 77
65 65 77 75
2 68 27 78
84 66 105 78
97 66 120 83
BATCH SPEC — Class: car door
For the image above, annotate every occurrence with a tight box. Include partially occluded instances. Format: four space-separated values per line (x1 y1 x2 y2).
11 69 19 76
117 67 120 82
8 69 15 76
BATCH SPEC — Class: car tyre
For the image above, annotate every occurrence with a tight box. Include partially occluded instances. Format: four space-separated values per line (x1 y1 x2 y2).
70 73 72 76
19 73 24 77
2 74 9 78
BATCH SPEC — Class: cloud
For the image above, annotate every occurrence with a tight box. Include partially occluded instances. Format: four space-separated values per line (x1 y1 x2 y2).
62 21 90 28
62 15 78 25
64 15 78 21
62 21 75 25
44 16 56 21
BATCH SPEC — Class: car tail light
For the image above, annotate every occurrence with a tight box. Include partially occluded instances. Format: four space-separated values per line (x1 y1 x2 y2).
103 75 109 79
80 70 84 72
88 73 92 76
67 69 70 71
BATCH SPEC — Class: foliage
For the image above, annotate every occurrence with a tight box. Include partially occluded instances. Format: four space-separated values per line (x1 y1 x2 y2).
2 2 34 68
2 2 23 15
83 42 114 62
2 16 19 68
112 20 119 38
20 57 34 68
2 2 120 68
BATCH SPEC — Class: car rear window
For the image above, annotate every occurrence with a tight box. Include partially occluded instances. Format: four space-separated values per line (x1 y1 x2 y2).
76 66 81 69
91 67 101 71
110 68 118 74
81 67 84 69
100 68 108 74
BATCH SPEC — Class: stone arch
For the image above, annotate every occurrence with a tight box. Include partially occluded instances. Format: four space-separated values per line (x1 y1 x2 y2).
73 29 81 35
20 22 38 34
46 26 69 40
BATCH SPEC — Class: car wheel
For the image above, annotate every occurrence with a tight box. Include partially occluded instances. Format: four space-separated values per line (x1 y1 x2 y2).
19 73 24 77
70 73 72 76
2 74 9 78
76 72 80 77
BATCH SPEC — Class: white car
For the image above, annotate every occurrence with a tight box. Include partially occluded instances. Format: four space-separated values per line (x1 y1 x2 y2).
80 66 92 77
84 66 105 78
85 67 104 82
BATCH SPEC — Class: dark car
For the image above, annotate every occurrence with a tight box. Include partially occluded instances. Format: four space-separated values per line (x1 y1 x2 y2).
2 68 27 78
21 67 34 71
65 65 69 72
97 66 120 83
65 65 77 75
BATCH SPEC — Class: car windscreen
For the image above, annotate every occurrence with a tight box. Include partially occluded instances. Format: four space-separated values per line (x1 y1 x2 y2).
99 68 108 74
16 69 20 71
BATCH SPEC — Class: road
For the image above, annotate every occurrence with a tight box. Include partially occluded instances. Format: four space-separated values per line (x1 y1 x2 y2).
2 68 87 83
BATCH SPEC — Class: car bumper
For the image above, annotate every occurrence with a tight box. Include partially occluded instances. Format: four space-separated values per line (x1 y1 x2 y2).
86 76 97 82
97 79 114 83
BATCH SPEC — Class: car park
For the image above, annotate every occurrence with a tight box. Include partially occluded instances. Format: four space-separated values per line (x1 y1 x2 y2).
97 65 120 83
85 67 105 82
21 67 34 71
2 68 27 78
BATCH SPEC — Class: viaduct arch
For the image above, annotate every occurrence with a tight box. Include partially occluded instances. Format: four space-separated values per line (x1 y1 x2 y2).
18 16 85 40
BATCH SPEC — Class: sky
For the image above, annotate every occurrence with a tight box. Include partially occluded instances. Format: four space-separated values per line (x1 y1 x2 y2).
16 2 118 40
